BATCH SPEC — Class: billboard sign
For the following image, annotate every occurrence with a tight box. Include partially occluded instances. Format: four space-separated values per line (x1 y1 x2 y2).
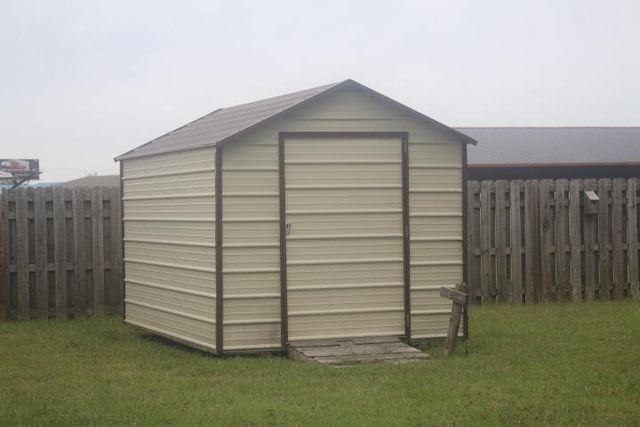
0 159 40 179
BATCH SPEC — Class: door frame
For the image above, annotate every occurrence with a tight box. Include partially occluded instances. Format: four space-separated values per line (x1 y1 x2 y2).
278 131 410 347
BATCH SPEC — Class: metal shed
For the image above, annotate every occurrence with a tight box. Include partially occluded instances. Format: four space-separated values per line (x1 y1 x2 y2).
115 79 476 354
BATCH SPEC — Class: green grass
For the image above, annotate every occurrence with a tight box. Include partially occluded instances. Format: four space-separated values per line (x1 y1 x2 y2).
1 301 639 426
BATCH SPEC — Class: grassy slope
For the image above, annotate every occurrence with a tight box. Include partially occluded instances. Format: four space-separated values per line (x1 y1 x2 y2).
1 301 639 426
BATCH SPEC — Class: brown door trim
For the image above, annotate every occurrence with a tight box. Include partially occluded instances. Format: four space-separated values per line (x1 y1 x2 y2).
278 131 411 346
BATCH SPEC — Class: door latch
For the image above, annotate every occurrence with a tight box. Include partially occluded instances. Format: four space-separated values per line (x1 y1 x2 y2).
284 222 292 235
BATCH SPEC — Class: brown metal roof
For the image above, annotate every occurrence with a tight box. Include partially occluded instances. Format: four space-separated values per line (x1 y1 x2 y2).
460 127 640 166
116 79 475 161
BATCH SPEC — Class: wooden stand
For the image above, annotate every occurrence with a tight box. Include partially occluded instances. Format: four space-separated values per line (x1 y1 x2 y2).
440 283 469 356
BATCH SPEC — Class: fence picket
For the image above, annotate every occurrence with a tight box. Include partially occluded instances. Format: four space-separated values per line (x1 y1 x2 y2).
524 181 540 303
510 180 523 304
539 180 553 301
34 189 48 319
569 180 582 301
16 190 30 319
495 181 508 302
627 179 639 298
0 193 9 320
583 179 598 302
91 187 105 316
554 180 569 301
467 181 481 300
109 186 123 313
612 179 625 299
598 179 612 300
53 187 67 318
0 193 5 320
480 181 493 303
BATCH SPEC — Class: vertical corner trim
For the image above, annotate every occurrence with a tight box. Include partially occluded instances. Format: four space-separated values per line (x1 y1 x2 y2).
119 161 126 321
278 133 289 350
215 146 224 355
401 133 411 340
461 142 470 339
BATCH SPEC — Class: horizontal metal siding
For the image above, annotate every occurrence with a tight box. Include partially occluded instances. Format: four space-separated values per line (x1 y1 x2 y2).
126 241 215 270
127 282 215 319
123 197 214 219
126 304 216 351
223 272 280 296
285 137 404 341
287 262 404 287
122 172 215 199
288 312 404 340
222 141 281 351
122 147 217 350
124 220 215 245
409 142 464 339
122 151 216 178
126 262 215 295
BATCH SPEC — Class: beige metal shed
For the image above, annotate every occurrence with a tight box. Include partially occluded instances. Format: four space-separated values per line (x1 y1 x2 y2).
115 79 476 354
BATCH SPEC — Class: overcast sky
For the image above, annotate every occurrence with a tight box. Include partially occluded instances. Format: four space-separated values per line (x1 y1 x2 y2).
1 0 639 182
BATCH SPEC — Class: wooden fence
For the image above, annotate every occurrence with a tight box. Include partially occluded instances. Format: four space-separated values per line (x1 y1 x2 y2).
0 186 122 320
2 178 639 321
467 178 640 303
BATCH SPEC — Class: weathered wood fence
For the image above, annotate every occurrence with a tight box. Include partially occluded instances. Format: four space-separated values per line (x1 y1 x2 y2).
2 178 639 321
468 178 640 303
0 186 122 320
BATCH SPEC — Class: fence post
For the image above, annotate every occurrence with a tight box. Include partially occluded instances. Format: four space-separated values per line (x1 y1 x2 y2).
0 191 5 321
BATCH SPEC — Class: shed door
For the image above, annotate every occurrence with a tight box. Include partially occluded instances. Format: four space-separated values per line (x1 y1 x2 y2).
283 135 406 341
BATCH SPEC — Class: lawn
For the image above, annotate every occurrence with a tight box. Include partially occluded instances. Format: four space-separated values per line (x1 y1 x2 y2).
1 301 639 426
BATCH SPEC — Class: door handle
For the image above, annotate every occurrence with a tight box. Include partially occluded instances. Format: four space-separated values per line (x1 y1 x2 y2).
284 222 292 235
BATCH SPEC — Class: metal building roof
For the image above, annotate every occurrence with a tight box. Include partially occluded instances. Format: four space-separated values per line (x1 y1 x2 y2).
58 175 120 187
460 127 640 166
116 79 475 161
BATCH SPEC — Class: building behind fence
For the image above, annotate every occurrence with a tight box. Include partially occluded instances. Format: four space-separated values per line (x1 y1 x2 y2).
2 179 639 321
0 186 122 320
467 178 639 303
